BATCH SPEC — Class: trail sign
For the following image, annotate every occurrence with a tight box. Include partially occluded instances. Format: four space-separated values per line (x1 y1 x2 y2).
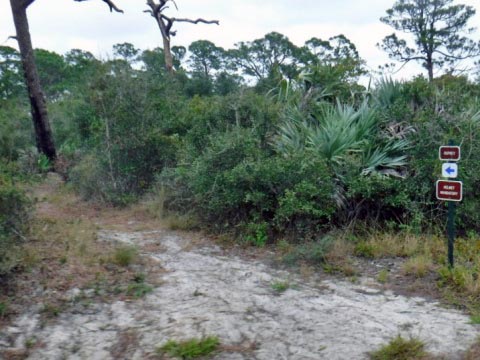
441 163 458 178
439 146 461 161
436 180 463 202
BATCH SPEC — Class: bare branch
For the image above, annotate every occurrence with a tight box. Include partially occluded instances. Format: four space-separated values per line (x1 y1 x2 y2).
102 0 123 13
74 0 124 13
171 18 219 25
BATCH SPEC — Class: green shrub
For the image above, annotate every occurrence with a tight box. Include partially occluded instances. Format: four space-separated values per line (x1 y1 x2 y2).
161 127 336 239
0 167 32 274
244 222 268 247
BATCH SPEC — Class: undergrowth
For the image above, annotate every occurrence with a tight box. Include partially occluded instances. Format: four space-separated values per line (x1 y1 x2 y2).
157 336 220 359
369 335 428 360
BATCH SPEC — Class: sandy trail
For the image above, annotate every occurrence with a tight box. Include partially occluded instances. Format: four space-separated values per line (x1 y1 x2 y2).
2 229 479 359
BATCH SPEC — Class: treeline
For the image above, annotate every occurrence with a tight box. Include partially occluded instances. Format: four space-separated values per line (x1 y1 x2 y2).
2 30 480 272
0 31 364 101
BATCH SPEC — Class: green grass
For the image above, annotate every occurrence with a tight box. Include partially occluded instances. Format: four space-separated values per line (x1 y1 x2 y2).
157 336 220 359
0 301 8 318
112 245 138 267
41 303 62 318
126 273 153 298
126 283 153 298
469 314 480 325
271 280 290 293
369 335 427 360
377 269 389 284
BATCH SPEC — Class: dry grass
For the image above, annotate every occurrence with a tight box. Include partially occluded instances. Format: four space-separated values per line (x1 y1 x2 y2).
0 175 163 324
355 232 425 259
163 214 200 231
324 238 356 275
403 255 435 278
463 337 480 360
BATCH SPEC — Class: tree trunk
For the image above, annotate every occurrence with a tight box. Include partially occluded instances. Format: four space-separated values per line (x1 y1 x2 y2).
162 36 174 73
426 53 434 82
10 0 56 161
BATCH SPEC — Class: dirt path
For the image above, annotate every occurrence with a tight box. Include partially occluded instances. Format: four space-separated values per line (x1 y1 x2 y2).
2 225 479 359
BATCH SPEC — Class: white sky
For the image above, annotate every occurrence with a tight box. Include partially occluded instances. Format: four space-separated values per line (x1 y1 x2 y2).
1 0 479 81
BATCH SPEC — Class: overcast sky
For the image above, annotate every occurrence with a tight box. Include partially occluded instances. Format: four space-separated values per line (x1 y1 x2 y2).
1 0 479 80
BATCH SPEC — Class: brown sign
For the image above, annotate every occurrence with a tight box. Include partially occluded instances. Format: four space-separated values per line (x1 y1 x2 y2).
439 146 461 161
436 180 463 202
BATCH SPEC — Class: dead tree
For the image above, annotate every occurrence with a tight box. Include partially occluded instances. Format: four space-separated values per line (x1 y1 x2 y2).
145 0 219 73
9 0 123 162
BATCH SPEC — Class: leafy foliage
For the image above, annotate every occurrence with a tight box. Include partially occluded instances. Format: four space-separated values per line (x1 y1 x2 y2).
0 162 32 274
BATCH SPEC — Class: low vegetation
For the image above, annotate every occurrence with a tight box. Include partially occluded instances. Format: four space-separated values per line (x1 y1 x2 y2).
157 336 220 359
271 280 290 293
369 336 428 360
0 178 161 323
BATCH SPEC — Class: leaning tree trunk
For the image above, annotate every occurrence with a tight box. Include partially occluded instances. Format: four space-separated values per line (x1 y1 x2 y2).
10 0 56 161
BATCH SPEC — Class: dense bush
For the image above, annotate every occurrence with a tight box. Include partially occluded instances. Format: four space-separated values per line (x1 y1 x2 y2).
160 127 336 240
3 40 480 243
0 162 31 274
56 64 182 204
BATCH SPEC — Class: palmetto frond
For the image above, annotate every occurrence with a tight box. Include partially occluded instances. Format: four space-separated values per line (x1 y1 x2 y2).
306 101 377 165
361 139 409 177
274 99 409 177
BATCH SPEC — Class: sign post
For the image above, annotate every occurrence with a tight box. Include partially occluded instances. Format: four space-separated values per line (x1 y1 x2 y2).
437 140 461 268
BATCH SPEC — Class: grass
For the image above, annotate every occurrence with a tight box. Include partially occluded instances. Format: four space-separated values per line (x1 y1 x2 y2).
164 214 200 231
402 255 434 278
377 269 389 284
354 232 425 259
157 336 220 359
352 231 480 314
0 177 163 325
369 335 428 360
41 303 62 318
271 280 290 293
281 237 333 266
0 301 8 318
469 314 480 324
112 245 138 267
464 337 480 360
126 283 153 298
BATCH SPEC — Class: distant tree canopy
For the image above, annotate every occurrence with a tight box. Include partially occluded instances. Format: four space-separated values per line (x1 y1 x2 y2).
379 0 480 81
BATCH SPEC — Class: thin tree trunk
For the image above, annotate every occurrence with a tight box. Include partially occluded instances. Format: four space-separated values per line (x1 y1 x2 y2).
10 0 56 161
426 54 434 82
162 36 174 73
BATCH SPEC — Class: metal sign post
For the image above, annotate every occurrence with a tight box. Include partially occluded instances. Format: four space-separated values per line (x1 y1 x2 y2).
437 140 462 269
447 201 455 268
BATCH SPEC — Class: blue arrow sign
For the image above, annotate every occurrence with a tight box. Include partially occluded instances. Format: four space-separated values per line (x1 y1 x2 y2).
442 163 458 178
446 167 455 175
